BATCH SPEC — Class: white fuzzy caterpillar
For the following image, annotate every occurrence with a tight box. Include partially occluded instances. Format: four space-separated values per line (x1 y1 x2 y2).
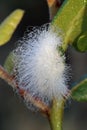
13 24 69 106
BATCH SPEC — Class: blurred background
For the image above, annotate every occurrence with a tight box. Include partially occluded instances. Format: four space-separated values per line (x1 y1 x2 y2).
0 0 87 130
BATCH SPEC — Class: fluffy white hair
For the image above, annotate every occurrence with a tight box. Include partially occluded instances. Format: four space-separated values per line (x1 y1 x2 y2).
13 25 68 105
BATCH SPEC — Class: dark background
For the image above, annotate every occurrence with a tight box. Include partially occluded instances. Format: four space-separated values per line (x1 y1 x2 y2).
0 0 87 130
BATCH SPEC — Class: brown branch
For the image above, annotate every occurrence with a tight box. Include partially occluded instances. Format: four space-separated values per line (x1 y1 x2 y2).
47 0 61 7
0 65 50 115
0 65 16 87
47 0 61 20
47 0 56 7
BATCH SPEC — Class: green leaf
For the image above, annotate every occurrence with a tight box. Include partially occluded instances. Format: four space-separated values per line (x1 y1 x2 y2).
74 32 87 52
0 9 24 46
51 0 87 51
71 78 87 101
4 52 15 74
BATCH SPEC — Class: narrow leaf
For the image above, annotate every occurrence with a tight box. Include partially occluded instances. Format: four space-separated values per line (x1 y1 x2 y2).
71 78 87 101
52 0 87 51
4 52 15 74
0 9 24 46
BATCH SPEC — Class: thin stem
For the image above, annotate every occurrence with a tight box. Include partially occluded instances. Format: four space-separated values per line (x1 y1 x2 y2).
0 65 16 87
49 98 65 130
0 65 50 114
47 0 61 20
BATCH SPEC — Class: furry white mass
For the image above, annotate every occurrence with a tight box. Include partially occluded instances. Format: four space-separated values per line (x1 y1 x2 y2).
13 25 68 103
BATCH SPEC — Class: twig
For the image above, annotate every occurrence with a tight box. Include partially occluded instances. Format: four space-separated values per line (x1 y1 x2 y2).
47 0 61 20
0 65 15 87
0 65 50 115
